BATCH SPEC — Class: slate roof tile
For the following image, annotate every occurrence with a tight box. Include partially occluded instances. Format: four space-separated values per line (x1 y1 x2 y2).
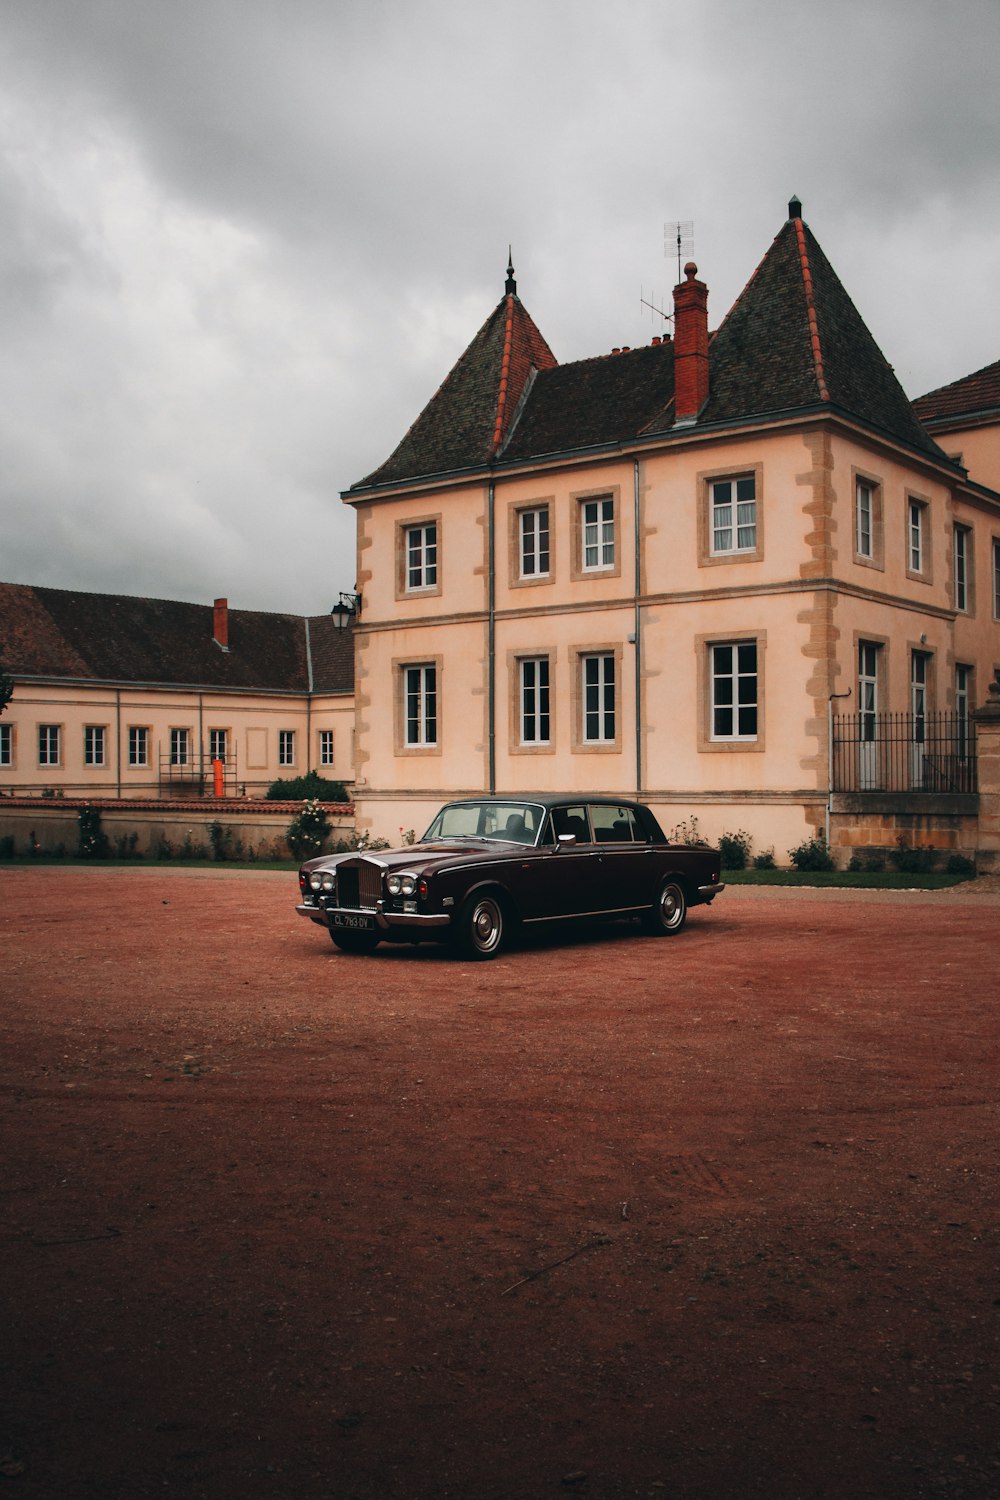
912 358 1000 423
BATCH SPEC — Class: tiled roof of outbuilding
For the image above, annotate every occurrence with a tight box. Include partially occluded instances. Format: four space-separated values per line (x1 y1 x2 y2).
912 358 1000 423
0 582 353 693
350 207 951 491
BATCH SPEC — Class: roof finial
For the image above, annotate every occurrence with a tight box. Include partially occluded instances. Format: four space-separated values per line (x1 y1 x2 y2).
788 195 802 221
505 247 516 296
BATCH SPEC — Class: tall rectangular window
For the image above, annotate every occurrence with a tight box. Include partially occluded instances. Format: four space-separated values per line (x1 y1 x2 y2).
519 506 550 578
0 723 11 767
278 730 295 766
38 724 60 766
582 653 615 743
519 657 550 744
319 729 334 766
710 642 758 741
84 725 106 767
856 479 874 558
993 538 1000 619
405 665 437 747
581 497 614 571
711 475 756 554
859 642 879 736
170 728 189 767
208 728 227 761
128 727 148 767
954 524 972 612
908 498 926 574
405 522 437 591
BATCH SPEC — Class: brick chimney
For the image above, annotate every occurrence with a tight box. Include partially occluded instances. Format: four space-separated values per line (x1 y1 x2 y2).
213 597 229 651
672 261 709 424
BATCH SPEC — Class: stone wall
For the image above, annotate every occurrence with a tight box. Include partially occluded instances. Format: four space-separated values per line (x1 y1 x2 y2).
0 798 354 861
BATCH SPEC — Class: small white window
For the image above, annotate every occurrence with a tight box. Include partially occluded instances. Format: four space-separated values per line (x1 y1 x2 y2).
38 724 61 766
582 653 615 743
581 498 614 571
519 657 550 744
405 523 437 591
710 642 758 741
0 723 11 767
856 480 874 558
711 475 756 555
954 524 972 613
170 728 190 767
519 506 550 578
84 726 106 767
405 665 437 747
319 729 335 766
908 499 925 574
208 729 227 761
993 539 1000 620
278 730 296 767
128 727 148 767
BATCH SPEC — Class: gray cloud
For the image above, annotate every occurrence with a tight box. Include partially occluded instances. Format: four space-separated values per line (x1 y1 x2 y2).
1 0 998 612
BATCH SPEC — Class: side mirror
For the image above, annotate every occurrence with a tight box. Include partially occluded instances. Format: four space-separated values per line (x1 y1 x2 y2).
556 833 577 848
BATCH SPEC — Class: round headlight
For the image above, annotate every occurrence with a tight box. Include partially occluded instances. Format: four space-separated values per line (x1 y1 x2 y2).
321 873 335 892
399 875 416 896
386 874 401 895
309 873 323 891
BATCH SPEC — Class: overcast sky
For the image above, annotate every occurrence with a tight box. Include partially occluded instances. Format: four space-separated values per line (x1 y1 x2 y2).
2 0 998 615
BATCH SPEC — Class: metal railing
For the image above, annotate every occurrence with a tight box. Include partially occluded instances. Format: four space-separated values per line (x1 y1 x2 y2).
157 749 240 798
832 712 977 794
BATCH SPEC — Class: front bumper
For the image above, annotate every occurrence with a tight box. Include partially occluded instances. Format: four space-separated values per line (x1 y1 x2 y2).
296 899 451 932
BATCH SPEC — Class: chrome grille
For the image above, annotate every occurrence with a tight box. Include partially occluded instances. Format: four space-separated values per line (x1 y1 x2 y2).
336 859 382 911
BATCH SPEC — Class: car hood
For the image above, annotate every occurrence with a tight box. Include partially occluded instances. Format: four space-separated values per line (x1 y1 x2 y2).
301 839 528 876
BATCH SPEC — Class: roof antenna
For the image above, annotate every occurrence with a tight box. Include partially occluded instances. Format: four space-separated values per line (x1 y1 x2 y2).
665 220 694 285
505 247 516 296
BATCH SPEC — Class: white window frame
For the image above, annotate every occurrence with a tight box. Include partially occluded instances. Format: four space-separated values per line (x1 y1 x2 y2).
581 497 614 572
710 641 758 742
0 722 11 767
128 727 148 767
519 505 550 579
278 730 296 767
710 474 757 556
993 538 1000 620
208 728 227 762
319 729 335 766
169 728 190 767
581 653 615 744
404 664 437 747
954 524 972 613
405 522 438 591
38 724 61 767
856 479 874 559
84 725 106 767
908 498 925 574
519 657 550 745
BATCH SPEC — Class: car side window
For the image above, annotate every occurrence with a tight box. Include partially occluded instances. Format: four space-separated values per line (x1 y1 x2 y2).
552 805 591 842
590 805 638 843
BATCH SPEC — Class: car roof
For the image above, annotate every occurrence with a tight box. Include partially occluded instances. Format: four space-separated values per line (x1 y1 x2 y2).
444 794 644 809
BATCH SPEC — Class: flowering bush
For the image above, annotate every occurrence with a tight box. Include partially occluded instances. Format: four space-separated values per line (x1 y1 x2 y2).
77 805 110 859
286 798 332 859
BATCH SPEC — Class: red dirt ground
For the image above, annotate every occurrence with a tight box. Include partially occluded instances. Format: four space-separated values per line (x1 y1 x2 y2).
1 867 998 1500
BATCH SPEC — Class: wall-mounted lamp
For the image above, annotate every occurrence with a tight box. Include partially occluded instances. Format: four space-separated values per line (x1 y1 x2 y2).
330 591 361 631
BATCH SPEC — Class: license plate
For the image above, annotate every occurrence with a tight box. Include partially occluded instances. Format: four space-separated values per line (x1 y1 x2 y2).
330 912 375 932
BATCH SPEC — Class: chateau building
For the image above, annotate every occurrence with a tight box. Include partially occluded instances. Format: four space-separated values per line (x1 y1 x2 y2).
344 200 1000 854
0 585 354 799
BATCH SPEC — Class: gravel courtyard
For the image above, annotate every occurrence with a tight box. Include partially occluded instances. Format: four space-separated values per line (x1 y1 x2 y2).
2 867 998 1499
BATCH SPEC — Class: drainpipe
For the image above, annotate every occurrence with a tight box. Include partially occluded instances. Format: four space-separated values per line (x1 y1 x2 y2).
115 688 122 799
826 688 852 848
633 458 642 796
198 694 204 786
488 479 496 793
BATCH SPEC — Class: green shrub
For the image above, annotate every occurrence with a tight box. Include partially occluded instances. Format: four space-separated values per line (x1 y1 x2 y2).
888 837 938 874
266 771 347 802
668 816 710 848
286 798 333 859
752 847 776 870
718 829 752 870
77 805 111 859
788 835 835 872
847 847 887 873
945 853 976 876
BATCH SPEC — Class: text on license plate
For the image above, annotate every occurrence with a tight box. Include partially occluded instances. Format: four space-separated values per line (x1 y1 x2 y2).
331 912 375 931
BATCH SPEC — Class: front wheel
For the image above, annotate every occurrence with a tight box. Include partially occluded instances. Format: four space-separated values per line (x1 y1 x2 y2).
330 928 380 954
643 878 687 935
454 892 506 960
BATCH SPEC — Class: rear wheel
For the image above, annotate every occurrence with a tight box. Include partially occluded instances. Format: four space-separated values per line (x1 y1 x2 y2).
330 929 380 954
643 878 687 935
454 892 505 960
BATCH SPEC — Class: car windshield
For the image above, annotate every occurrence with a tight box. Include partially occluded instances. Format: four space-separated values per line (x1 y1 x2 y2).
422 800 545 846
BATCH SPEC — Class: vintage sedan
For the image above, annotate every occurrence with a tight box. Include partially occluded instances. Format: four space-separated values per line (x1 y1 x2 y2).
296 795 724 960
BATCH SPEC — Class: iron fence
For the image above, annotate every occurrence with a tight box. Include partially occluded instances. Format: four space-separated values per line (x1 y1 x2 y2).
832 711 977 794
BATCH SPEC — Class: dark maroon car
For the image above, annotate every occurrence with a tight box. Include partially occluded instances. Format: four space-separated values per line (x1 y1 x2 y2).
296 795 724 960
